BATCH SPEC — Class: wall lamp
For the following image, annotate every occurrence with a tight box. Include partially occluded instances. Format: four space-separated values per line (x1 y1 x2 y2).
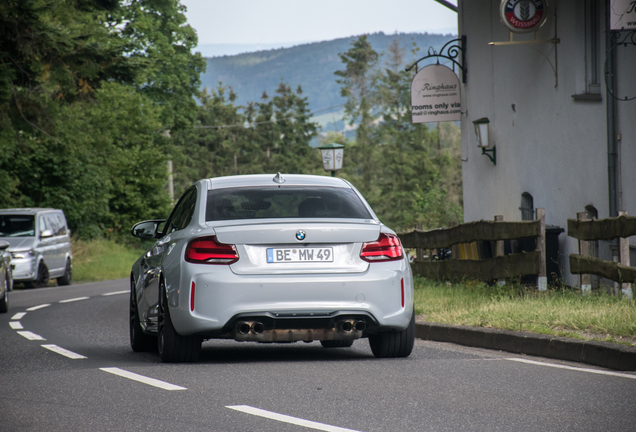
473 117 496 165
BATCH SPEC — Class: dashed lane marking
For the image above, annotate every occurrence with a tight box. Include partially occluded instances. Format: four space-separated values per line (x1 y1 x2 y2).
102 290 129 296
17 331 46 341
506 358 636 380
11 312 26 320
9 321 23 329
42 344 87 359
100 367 187 391
59 297 90 303
226 405 363 432
26 304 50 311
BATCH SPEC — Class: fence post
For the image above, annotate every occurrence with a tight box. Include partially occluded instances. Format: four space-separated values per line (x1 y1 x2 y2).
536 208 547 291
495 215 505 286
415 224 424 262
577 212 592 294
618 211 633 299
449 222 459 259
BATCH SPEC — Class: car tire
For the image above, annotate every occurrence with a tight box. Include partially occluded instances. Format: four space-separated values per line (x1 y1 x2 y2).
26 262 49 288
57 259 72 286
320 339 354 348
368 309 415 358
157 279 201 363
130 279 156 352
0 275 8 313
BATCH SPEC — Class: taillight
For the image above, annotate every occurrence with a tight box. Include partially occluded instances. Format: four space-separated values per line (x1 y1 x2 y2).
185 236 239 264
360 233 404 262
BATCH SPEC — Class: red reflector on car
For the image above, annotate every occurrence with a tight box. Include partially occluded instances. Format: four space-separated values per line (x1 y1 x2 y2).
185 236 239 264
401 278 405 308
360 233 404 262
190 281 195 312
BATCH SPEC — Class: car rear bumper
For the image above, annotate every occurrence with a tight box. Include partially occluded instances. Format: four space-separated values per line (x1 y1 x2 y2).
167 260 414 338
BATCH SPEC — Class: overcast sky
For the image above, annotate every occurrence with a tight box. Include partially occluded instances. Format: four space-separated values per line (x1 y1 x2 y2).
180 0 458 53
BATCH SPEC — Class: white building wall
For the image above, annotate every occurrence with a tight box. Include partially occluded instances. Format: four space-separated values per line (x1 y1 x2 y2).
458 0 635 286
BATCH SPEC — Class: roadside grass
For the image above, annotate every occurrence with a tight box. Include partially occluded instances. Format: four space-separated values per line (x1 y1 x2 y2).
414 277 636 347
72 237 143 283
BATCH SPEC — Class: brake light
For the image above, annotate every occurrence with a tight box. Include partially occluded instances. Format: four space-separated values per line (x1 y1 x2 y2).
360 233 404 262
185 236 239 264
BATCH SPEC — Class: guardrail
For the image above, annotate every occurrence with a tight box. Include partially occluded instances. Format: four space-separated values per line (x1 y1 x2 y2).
399 209 547 289
568 211 635 297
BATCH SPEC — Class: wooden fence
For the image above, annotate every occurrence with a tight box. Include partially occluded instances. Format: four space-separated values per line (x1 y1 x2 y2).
568 211 635 297
399 209 547 289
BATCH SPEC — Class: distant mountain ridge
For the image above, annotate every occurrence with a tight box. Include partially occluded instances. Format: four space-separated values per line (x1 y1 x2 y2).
199 32 457 114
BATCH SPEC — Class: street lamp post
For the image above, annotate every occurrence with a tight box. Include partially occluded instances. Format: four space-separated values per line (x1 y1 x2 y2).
318 143 345 177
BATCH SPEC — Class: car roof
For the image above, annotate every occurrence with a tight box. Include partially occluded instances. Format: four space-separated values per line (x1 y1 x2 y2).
0 208 58 215
205 174 351 190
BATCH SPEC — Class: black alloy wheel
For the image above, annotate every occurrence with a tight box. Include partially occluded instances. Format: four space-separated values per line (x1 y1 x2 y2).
157 278 201 363
0 275 8 313
57 259 72 286
368 309 415 358
129 278 156 352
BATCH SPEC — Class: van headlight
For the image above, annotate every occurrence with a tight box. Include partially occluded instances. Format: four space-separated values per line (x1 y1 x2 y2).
11 250 34 259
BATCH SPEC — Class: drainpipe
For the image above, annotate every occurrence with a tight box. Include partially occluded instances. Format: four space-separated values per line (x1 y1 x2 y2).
605 1 618 219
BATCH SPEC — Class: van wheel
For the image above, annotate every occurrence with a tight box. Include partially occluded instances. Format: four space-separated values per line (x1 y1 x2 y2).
26 262 49 288
57 259 72 286
157 279 201 363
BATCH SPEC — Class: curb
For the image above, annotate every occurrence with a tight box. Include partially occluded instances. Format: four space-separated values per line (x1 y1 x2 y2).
415 321 636 371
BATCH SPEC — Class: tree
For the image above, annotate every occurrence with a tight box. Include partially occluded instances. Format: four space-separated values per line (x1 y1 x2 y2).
335 36 463 231
0 0 204 237
334 35 378 156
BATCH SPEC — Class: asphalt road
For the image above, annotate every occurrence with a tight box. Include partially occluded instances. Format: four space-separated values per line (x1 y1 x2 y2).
1 280 635 432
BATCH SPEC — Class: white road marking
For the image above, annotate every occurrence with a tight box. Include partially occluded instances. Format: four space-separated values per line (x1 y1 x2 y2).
506 358 636 380
59 296 90 303
102 290 129 296
100 367 187 391
226 405 363 432
12 312 26 320
9 321 23 329
27 304 50 311
17 331 46 341
42 344 87 359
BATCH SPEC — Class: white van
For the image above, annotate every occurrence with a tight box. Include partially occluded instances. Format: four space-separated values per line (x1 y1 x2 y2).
0 208 73 288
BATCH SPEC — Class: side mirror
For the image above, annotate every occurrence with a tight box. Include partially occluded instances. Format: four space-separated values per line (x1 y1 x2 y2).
40 229 54 239
131 220 166 239
0 240 9 251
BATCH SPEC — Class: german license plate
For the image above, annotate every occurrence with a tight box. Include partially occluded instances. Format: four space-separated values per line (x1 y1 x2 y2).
267 247 334 263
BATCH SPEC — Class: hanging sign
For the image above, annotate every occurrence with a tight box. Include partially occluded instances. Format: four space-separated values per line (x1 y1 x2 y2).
410 64 461 123
499 0 548 33
610 0 636 30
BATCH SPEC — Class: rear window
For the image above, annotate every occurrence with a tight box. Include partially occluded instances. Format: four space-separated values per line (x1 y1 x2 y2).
206 187 372 221
0 215 35 237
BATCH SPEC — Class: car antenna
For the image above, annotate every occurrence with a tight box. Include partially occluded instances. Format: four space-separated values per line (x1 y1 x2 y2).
273 172 286 184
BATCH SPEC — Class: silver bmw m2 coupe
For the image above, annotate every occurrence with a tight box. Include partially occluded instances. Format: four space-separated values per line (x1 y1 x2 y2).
130 174 414 362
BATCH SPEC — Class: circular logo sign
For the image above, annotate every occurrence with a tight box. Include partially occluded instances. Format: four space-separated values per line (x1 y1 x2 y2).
500 0 548 33
296 230 306 241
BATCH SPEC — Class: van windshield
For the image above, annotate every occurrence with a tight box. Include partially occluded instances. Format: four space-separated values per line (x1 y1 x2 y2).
0 215 35 237
206 187 372 221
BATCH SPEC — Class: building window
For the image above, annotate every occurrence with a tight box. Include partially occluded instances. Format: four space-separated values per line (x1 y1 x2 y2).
520 193 534 221
586 0 601 94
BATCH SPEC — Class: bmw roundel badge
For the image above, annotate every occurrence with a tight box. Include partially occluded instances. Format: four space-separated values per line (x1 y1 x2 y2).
296 230 306 241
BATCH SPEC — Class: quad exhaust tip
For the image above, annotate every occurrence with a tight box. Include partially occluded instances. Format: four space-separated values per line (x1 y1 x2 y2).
237 321 265 335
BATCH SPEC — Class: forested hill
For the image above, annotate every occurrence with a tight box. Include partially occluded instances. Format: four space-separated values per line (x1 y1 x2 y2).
199 32 456 112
